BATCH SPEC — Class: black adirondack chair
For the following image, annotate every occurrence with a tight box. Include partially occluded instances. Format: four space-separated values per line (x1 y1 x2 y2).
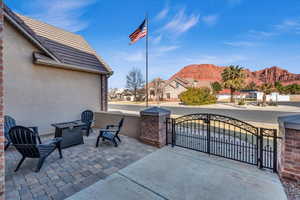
96 118 124 147
81 110 94 137
9 126 63 172
4 115 41 150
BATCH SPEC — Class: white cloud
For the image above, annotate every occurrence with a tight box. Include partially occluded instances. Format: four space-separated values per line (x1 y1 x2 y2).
155 45 180 54
155 6 169 21
162 8 199 35
246 18 300 39
247 30 278 39
202 14 219 26
274 19 300 33
23 0 96 32
224 41 259 47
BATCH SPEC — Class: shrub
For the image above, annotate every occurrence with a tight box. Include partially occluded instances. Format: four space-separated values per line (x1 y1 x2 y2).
238 99 245 105
179 87 217 105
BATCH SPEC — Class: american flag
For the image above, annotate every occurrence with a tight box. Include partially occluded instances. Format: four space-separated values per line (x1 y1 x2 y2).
129 19 147 44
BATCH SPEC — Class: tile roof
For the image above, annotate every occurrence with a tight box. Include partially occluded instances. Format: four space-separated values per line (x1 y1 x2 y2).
4 4 111 74
36 36 105 71
163 77 191 89
17 14 96 55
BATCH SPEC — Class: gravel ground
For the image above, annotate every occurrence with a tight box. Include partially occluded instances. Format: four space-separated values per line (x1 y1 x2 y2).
282 180 300 200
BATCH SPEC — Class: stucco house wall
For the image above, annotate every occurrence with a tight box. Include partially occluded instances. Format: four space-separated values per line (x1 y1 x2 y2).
163 81 187 100
217 94 231 101
4 20 102 135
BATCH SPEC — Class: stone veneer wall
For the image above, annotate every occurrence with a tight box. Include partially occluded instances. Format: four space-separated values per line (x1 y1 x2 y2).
279 128 300 182
140 107 170 148
100 75 108 111
0 1 4 199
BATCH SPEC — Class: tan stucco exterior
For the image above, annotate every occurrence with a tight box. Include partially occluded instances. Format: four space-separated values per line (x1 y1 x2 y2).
4 20 102 135
94 111 141 139
163 80 187 100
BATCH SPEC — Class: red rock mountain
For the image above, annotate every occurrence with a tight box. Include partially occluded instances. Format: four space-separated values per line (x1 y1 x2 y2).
171 64 300 86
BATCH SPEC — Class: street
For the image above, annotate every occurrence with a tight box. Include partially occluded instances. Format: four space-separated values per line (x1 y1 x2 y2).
108 103 300 124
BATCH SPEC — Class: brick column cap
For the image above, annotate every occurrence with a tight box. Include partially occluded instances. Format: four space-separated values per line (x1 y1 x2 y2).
140 106 171 116
278 114 300 130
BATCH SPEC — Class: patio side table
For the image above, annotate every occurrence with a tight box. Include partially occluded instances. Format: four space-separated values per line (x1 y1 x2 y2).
51 121 86 149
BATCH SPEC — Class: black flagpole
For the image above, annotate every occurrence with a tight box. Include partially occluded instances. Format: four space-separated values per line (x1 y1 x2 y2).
145 13 149 107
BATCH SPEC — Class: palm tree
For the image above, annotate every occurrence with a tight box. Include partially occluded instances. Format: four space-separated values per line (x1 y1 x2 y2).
259 83 274 106
210 81 223 94
245 81 257 90
221 65 245 103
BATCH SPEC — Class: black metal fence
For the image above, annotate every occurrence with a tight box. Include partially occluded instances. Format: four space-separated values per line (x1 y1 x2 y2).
166 114 278 172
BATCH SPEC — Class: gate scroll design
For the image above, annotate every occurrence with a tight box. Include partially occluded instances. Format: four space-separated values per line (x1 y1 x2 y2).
166 114 278 172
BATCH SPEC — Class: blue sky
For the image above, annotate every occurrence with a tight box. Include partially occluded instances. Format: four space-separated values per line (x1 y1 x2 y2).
6 0 300 88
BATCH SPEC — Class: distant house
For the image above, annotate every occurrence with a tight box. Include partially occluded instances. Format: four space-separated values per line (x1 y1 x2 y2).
234 90 290 102
253 91 290 102
109 88 137 101
162 77 191 101
216 89 241 101
148 78 165 101
108 88 125 100
148 77 215 101
3 5 112 134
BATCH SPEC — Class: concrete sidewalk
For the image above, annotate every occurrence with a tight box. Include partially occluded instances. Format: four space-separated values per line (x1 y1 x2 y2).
67 147 287 200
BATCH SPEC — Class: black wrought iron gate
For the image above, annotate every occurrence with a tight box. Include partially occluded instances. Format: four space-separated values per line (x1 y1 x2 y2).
166 114 278 172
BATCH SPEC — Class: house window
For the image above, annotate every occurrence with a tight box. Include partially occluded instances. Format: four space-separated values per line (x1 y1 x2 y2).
166 93 171 99
176 82 180 88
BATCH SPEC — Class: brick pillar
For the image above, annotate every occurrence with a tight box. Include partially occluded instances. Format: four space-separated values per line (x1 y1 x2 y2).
0 1 4 199
100 75 108 111
103 75 108 111
278 115 300 182
140 107 171 148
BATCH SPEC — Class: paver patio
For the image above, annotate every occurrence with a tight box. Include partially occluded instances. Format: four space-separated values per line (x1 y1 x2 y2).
5 132 156 200
68 146 287 200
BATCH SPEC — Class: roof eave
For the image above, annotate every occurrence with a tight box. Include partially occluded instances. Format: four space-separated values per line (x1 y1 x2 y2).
34 58 110 75
162 77 189 89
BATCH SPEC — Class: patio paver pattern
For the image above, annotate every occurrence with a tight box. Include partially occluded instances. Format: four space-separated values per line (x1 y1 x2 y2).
5 132 156 200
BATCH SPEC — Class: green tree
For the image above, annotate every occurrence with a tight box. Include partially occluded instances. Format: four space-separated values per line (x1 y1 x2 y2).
179 87 217 105
259 83 274 106
210 81 223 94
221 65 245 103
244 81 257 90
126 68 145 101
284 84 300 94
274 81 284 94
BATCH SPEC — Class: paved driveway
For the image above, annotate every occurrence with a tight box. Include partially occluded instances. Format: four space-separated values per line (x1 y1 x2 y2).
68 146 287 200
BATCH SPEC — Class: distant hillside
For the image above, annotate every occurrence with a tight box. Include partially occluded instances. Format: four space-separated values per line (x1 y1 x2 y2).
171 64 300 86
